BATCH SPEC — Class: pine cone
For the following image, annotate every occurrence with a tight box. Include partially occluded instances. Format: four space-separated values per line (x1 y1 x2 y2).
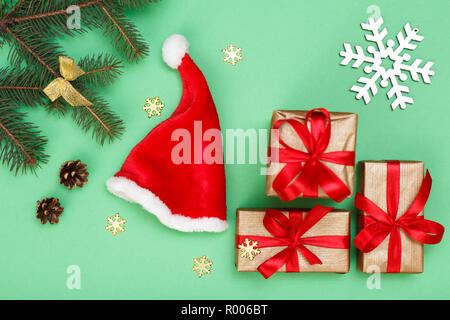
36 197 64 224
59 160 89 189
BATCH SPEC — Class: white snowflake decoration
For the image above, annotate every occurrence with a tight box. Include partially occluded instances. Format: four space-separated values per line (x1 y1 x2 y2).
340 17 434 110
222 44 242 66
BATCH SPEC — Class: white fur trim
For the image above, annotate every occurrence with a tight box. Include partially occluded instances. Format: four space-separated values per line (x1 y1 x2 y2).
106 176 228 232
162 34 189 69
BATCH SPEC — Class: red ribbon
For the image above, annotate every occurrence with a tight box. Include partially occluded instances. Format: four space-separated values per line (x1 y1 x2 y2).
270 108 355 202
354 161 445 273
236 205 350 279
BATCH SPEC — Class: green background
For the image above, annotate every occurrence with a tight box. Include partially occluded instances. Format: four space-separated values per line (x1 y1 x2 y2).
0 0 449 299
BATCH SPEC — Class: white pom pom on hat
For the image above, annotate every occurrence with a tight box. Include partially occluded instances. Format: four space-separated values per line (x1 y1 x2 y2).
162 34 190 69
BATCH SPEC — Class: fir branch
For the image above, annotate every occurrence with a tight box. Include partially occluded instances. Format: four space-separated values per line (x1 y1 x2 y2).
13 0 101 23
9 1 156 23
75 54 123 89
1 0 152 63
100 2 149 62
4 24 63 81
71 91 125 145
6 0 24 16
10 0 104 36
0 0 156 174
45 97 70 117
0 67 46 106
0 99 48 174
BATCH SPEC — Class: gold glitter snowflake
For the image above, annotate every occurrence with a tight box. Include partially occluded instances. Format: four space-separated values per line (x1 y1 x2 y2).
143 96 164 118
105 213 127 235
192 255 213 277
238 238 261 261
222 44 242 66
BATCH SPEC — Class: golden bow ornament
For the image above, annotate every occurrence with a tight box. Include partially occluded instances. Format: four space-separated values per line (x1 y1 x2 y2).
43 56 93 107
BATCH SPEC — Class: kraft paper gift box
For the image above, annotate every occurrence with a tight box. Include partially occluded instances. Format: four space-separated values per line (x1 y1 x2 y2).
265 109 357 202
355 161 445 273
235 206 350 278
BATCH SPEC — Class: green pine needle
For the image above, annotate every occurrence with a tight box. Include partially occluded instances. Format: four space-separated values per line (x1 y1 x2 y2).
5 24 65 81
75 54 123 89
0 67 47 107
71 90 125 145
44 97 70 117
0 98 48 174
101 2 149 62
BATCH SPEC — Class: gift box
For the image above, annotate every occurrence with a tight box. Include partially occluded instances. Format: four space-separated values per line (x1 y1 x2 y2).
355 161 445 273
265 108 357 202
235 205 350 278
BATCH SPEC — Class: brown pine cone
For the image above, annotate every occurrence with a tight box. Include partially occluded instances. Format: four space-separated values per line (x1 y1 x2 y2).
59 159 89 189
36 197 64 224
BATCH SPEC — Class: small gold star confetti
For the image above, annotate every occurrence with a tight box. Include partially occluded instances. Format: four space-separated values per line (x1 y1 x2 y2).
105 213 127 235
222 43 243 66
143 96 165 118
192 255 213 278
238 238 261 260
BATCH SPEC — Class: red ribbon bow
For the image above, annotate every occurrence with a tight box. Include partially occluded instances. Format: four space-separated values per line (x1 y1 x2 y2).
270 108 355 202
354 161 445 273
236 205 349 279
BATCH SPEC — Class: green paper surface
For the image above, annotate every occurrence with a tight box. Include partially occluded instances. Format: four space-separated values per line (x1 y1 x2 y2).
0 0 449 299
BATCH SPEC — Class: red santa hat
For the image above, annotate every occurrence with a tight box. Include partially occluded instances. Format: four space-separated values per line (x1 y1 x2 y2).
106 35 227 232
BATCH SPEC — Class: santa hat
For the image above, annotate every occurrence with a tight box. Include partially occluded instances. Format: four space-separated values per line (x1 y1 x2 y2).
106 35 227 232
